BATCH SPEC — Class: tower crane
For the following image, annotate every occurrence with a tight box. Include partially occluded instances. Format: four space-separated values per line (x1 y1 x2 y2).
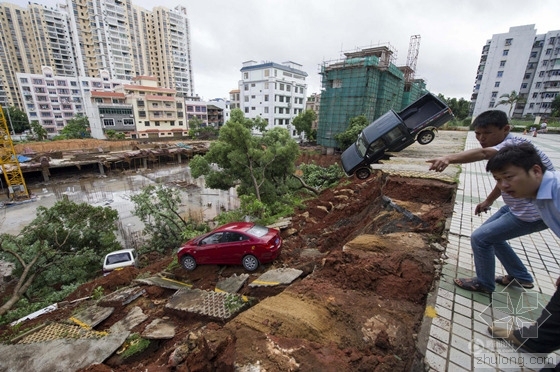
0 106 29 201
405 35 421 84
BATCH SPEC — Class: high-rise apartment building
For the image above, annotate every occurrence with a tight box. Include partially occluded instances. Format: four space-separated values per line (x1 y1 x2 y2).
471 24 560 119
0 0 195 112
239 60 308 137
0 2 75 108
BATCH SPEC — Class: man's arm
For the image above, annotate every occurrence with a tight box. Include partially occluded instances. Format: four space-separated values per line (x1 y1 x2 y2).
475 185 501 215
427 147 498 172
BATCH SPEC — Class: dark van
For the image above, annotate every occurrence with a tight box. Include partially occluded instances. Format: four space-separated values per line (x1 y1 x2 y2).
341 93 454 179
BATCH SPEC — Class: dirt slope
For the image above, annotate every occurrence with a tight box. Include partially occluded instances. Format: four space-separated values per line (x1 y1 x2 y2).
0 143 459 371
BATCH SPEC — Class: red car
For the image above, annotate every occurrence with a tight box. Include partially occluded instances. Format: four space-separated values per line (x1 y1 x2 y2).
177 222 282 272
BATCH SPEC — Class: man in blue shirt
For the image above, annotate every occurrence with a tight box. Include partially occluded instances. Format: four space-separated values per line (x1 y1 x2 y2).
486 143 560 370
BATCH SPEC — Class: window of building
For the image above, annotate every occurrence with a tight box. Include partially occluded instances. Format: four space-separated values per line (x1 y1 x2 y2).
536 82 542 88
505 38 512 46
491 91 498 98
279 83 285 91
529 103 534 109
499 60 506 67
549 37 556 45
539 71 545 77
103 118 115 126
264 107 269 113
20 77 28 83
521 83 528 89
244 84 248 91
488 102 495 108
546 48 552 55
264 82 269 89
494 82 500 87
524 73 531 79
244 107 249 113
497 71 503 78
264 94 269 101
543 60 548 66
286 85 291 92
244 96 249 102
533 92 538 98
528 62 535 69
243 72 248 79
264 69 269 77
502 50 509 56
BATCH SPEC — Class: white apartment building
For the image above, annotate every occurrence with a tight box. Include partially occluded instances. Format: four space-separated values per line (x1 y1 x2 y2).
239 60 308 136
16 66 127 137
471 24 560 119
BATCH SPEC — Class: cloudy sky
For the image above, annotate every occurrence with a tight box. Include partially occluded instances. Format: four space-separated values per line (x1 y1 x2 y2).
11 0 560 100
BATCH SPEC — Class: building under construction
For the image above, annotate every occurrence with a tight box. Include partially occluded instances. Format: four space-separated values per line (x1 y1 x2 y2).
317 38 426 150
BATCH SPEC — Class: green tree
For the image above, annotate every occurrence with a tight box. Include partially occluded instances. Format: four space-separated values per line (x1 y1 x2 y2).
105 129 125 140
334 115 369 150
58 114 91 139
0 199 121 316
190 109 299 205
497 90 526 118
292 109 317 142
30 121 48 141
551 95 560 117
6 106 30 134
437 94 470 121
131 185 208 253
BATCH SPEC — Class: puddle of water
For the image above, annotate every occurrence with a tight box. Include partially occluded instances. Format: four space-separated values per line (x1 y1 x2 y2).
0 165 239 243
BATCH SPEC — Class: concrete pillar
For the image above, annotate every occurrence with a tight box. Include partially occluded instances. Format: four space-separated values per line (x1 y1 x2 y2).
98 162 105 175
143 158 148 169
177 153 182 164
41 167 50 182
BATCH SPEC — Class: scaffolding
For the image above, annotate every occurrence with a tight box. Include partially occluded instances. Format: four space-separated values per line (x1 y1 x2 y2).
0 106 29 200
317 46 406 148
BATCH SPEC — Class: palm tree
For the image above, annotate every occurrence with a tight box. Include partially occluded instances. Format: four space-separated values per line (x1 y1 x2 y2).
497 90 526 118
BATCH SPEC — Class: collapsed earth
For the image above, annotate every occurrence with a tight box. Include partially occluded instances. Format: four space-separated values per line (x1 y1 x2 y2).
0 133 465 371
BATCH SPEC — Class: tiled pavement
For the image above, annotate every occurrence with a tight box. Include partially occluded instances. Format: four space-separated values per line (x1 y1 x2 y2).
424 131 560 371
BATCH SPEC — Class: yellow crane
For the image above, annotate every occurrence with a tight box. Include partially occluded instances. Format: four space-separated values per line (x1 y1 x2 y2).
0 106 29 200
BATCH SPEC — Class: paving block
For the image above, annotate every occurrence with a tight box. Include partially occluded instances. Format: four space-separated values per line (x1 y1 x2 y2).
98 286 145 307
166 288 251 320
215 273 249 293
249 268 303 287
109 306 148 333
134 276 192 290
70 305 114 329
142 318 176 339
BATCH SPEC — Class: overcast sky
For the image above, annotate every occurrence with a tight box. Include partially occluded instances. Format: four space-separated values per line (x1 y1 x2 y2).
11 0 560 101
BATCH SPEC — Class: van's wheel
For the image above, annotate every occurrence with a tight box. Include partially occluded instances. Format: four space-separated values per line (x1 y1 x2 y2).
417 130 435 145
355 167 371 180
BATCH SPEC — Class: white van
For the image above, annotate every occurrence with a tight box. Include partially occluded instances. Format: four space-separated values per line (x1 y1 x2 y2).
103 249 139 275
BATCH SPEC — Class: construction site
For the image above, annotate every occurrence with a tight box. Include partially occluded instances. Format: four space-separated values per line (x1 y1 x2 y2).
0 106 210 205
317 35 426 151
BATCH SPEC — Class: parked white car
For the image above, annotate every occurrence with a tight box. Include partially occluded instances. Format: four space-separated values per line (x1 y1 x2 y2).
103 249 139 275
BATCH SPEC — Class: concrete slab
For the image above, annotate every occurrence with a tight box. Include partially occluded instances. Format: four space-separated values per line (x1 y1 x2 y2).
70 305 114 328
0 331 130 372
98 286 145 307
142 318 176 339
134 276 192 290
215 273 249 293
166 288 250 320
249 268 303 287
109 306 148 333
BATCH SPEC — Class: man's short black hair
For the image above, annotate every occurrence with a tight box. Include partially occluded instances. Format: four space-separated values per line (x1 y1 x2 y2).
486 142 545 173
471 110 509 130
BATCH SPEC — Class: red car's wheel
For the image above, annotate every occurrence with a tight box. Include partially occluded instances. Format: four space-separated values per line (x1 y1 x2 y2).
242 254 259 271
181 255 197 271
